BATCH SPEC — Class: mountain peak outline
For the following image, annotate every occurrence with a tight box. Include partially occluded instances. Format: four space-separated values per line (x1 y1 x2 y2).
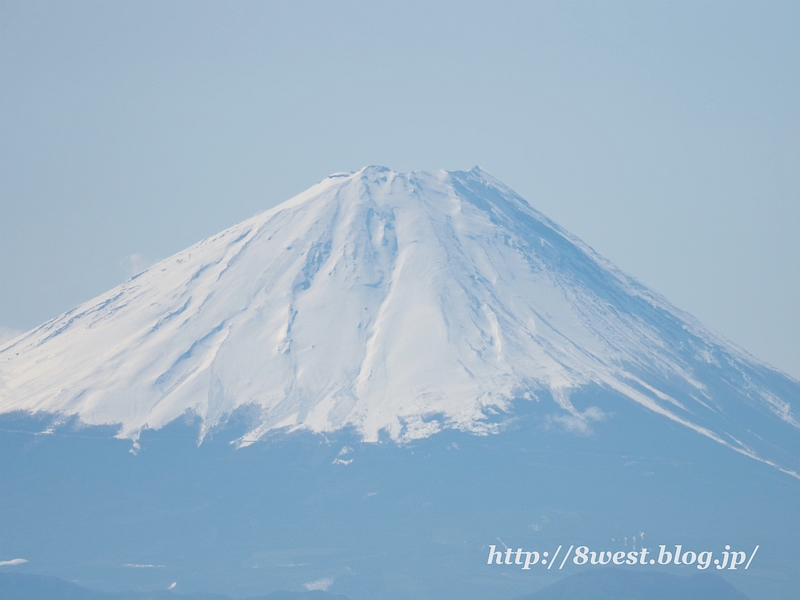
1 167 798 474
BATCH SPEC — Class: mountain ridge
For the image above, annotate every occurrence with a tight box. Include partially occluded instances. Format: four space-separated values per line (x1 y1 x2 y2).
1 166 798 475
514 569 749 600
0 571 350 600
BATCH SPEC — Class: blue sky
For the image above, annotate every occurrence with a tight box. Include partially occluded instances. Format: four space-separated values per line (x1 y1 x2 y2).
1 0 798 378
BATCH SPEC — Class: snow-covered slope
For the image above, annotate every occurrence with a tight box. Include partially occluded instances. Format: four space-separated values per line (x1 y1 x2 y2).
1 167 798 472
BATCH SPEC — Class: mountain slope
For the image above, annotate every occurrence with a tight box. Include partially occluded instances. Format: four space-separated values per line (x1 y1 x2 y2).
0 166 798 473
515 569 749 600
0 572 350 600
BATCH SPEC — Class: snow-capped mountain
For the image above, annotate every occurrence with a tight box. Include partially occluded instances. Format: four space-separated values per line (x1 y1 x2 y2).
1 166 798 473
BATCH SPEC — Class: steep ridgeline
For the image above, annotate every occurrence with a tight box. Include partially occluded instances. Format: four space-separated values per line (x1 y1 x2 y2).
1 167 798 474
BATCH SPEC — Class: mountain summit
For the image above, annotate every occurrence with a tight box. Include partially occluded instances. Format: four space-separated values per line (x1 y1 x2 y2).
1 166 798 472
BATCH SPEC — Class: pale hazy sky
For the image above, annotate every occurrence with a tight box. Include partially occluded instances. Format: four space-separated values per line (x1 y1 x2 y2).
1 1 798 378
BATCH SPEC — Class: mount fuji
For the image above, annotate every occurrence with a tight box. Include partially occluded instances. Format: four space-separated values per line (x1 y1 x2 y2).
1 167 798 600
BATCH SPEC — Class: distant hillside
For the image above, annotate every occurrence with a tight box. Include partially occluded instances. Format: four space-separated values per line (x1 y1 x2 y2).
516 569 749 600
0 572 350 600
